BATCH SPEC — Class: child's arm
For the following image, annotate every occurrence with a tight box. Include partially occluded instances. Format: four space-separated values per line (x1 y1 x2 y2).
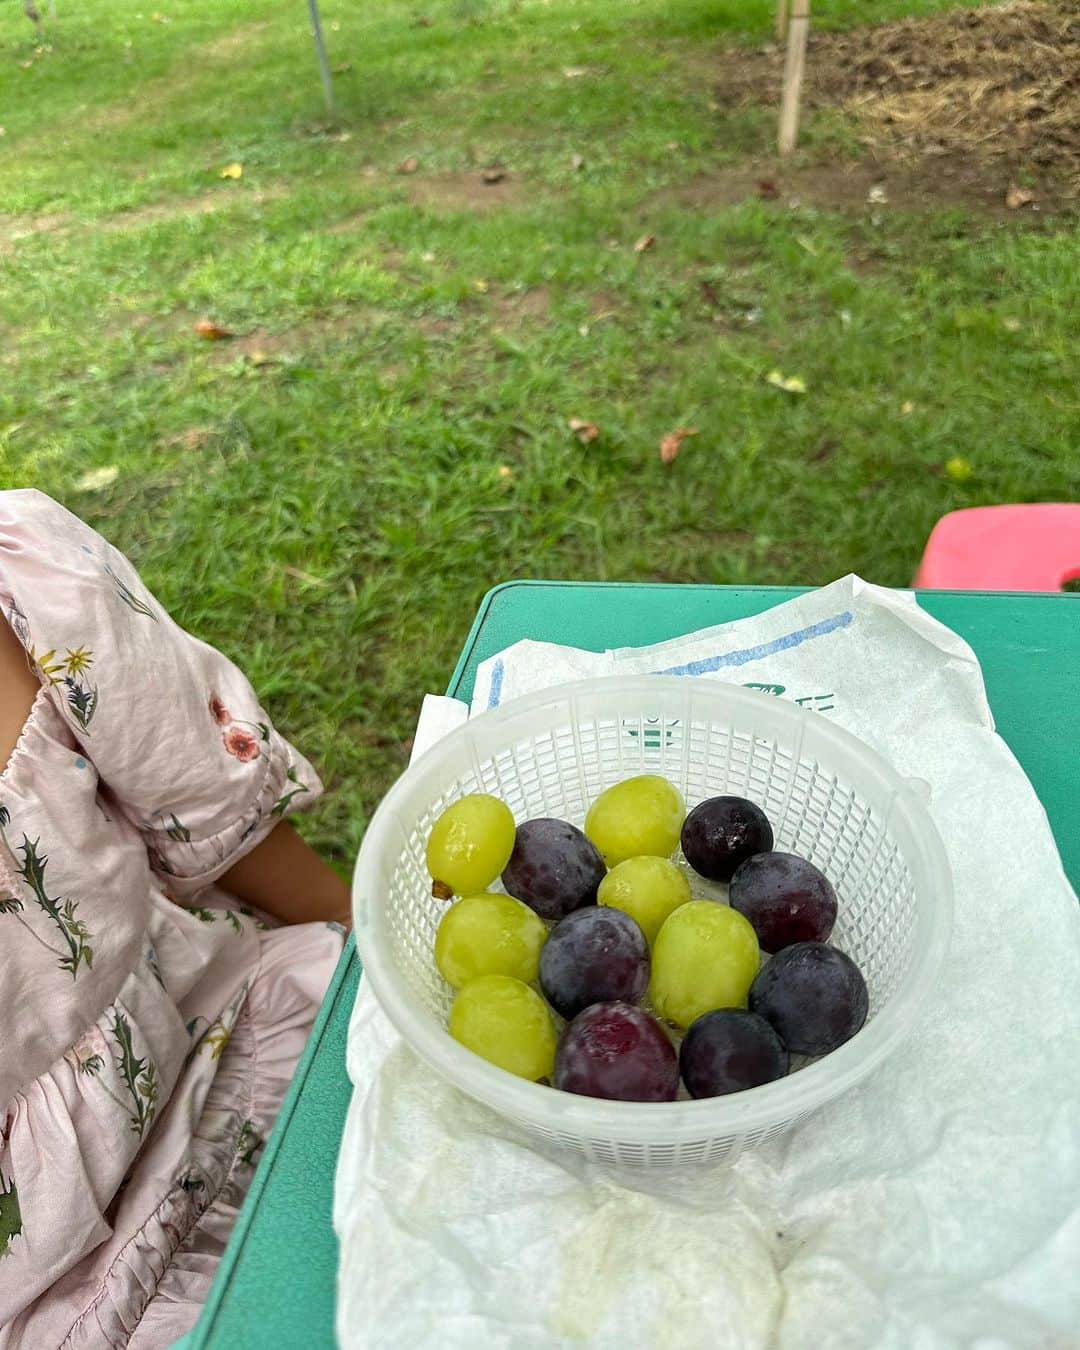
1 491 338 909
220 819 351 928
0 615 40 772
4 610 349 925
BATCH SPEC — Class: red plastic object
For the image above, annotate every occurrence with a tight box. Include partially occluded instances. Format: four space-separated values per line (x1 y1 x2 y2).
914 504 1080 591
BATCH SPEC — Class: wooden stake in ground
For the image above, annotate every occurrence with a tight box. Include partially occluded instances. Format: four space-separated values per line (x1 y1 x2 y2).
778 0 810 156
775 0 789 43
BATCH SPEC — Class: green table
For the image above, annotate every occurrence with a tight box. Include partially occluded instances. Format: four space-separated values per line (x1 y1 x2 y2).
183 582 1080 1349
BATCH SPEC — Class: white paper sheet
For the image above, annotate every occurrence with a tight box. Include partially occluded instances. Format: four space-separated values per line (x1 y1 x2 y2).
335 576 1080 1349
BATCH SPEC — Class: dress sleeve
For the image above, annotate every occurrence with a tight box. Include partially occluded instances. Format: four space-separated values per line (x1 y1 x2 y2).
0 489 322 897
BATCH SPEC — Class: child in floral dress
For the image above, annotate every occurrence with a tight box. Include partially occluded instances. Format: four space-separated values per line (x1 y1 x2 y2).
0 490 349 1347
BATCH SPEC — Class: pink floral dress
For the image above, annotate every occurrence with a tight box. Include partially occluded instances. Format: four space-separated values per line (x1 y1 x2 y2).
0 491 344 1348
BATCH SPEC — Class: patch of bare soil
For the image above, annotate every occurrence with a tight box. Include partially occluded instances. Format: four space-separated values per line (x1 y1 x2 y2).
198 20 270 60
492 285 551 323
107 307 196 339
589 289 624 319
101 187 285 231
328 212 371 234
414 314 459 338
713 0 1079 203
205 312 384 364
0 212 71 252
406 170 531 213
1 189 283 257
664 154 1029 218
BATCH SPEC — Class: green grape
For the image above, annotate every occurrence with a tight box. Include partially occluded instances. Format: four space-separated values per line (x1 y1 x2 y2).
597 855 691 947
650 900 761 1028
426 793 516 899
584 775 685 868
448 975 557 1081
435 892 548 988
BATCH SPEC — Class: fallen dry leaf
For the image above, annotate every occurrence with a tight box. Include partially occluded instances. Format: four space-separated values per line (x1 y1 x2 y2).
867 184 888 205
194 318 235 340
398 156 420 174
1005 186 1035 210
571 153 585 171
481 166 507 184
757 179 780 199
414 15 434 25
283 565 329 586
568 418 600 444
219 162 243 180
766 370 807 394
659 426 698 464
901 400 915 415
473 278 489 293
76 465 120 492
945 456 974 483
633 234 657 254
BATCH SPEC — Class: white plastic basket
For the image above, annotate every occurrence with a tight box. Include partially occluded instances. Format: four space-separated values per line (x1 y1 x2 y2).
352 676 953 1168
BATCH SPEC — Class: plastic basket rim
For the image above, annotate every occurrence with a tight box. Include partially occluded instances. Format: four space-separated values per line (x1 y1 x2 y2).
352 675 954 1147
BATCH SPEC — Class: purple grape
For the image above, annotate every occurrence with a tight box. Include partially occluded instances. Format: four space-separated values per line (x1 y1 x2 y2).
729 851 837 953
501 817 606 922
539 906 649 1020
554 1002 679 1102
679 1008 789 1098
749 942 868 1055
681 796 774 882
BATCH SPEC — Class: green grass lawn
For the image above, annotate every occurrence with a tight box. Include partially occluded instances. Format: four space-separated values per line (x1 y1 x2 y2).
1 0 1078 864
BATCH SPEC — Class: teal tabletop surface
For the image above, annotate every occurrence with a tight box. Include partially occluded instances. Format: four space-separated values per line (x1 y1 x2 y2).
181 582 1080 1349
